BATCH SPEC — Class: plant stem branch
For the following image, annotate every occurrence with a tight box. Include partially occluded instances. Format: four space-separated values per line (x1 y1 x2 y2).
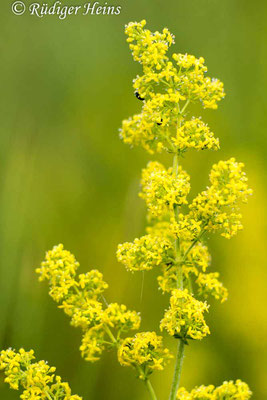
173 153 180 259
45 391 53 400
180 99 190 114
182 228 207 260
168 116 187 400
145 378 158 400
136 365 158 400
103 325 117 344
168 340 185 400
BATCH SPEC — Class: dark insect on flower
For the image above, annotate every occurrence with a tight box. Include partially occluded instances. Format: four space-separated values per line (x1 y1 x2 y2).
134 91 145 101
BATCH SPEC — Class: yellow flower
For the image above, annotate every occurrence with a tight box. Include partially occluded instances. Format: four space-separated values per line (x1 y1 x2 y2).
36 243 79 302
189 158 253 238
160 289 210 341
80 325 106 362
213 380 252 399
176 387 192 400
102 303 141 332
196 272 228 303
158 242 211 293
140 161 190 217
78 269 109 296
121 21 225 154
169 214 203 242
172 53 225 109
0 348 82 399
31 22 253 399
176 380 252 400
117 234 173 272
146 219 175 240
65 299 103 330
125 20 174 70
37 246 140 363
177 384 214 399
118 332 173 379
172 118 220 153
37 245 109 331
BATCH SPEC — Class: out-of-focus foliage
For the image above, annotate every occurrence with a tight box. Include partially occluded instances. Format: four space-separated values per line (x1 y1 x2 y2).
0 0 266 399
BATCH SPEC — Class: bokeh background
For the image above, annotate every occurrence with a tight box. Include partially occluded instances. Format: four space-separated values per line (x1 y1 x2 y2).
0 0 266 398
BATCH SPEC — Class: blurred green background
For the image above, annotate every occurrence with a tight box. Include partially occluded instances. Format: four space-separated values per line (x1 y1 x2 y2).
0 0 266 398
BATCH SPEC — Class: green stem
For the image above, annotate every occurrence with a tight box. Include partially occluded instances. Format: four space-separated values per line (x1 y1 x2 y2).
136 365 158 400
145 378 158 400
172 152 182 290
104 325 158 400
168 149 186 400
102 305 158 399
173 152 179 174
187 276 193 294
45 391 53 400
182 228 207 260
180 99 190 114
103 325 117 344
168 340 185 400
173 153 180 259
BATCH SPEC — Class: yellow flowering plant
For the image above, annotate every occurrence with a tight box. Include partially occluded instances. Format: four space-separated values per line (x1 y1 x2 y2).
0 348 82 400
0 20 253 400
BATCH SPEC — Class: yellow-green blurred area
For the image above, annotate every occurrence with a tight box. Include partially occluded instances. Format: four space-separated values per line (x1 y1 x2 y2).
0 0 266 398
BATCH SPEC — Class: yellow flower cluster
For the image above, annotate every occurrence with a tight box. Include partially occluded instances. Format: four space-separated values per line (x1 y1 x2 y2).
120 91 185 154
120 111 168 155
140 161 190 217
196 272 228 303
118 332 173 379
37 245 140 363
125 20 174 70
184 242 210 273
117 234 173 272
145 219 214 294
158 242 211 292
141 216 227 304
120 20 225 154
189 158 253 239
103 303 141 332
172 53 225 109
157 267 179 294
177 385 214 400
36 243 80 302
80 325 105 362
172 118 220 153
169 214 203 242
213 380 252 399
160 289 210 342
0 348 82 400
146 219 174 239
4 20 251 400
177 380 252 400
117 19 252 397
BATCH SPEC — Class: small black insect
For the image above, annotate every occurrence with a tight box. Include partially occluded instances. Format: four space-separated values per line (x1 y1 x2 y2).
134 91 145 101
